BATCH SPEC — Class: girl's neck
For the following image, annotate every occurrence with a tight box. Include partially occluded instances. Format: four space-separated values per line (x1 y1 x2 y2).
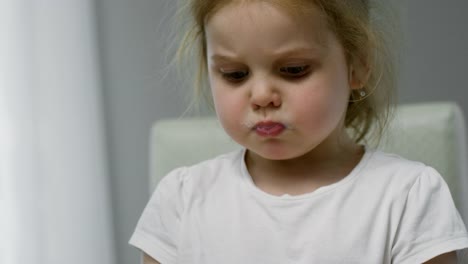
244 142 365 196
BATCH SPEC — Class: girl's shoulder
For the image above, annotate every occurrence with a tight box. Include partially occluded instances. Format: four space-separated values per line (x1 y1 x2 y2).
366 148 438 173
155 149 244 198
365 148 428 173
162 148 243 180
358 148 448 195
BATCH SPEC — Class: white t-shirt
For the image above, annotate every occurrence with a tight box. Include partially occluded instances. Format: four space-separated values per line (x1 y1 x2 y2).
129 148 468 263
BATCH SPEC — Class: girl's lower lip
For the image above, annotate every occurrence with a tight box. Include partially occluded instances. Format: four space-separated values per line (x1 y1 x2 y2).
254 122 286 137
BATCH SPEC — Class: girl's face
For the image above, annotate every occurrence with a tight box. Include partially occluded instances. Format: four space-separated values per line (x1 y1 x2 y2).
205 1 360 161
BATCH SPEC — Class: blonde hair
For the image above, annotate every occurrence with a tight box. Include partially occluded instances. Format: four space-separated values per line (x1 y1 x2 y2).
175 0 399 144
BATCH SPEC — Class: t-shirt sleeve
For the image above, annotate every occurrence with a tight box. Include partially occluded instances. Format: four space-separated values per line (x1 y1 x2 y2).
129 167 187 264
392 166 468 264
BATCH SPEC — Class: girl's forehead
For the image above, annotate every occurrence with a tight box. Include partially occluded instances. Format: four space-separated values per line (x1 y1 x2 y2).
206 0 324 25
205 1 331 54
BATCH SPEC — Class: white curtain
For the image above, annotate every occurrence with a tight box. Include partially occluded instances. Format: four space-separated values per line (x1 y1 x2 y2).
0 1 115 263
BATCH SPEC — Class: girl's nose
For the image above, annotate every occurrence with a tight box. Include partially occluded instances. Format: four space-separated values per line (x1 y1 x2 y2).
249 79 282 110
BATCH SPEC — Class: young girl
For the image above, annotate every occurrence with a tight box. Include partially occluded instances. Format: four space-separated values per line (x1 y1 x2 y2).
130 0 468 263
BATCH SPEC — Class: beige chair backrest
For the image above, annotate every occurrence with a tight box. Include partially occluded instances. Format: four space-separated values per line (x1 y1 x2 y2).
150 102 468 223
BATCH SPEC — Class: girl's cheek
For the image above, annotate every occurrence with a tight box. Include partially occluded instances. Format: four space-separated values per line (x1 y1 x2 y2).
212 88 234 116
212 82 245 112
216 94 243 119
292 85 343 124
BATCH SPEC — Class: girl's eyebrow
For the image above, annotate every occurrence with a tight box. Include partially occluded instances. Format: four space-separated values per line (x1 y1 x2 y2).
209 46 325 63
272 46 325 58
210 54 238 63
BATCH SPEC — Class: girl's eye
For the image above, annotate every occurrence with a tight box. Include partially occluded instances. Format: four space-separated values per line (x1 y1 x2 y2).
221 70 249 82
279 65 310 77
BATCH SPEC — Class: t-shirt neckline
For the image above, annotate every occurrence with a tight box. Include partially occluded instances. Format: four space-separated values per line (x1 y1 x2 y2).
239 145 373 202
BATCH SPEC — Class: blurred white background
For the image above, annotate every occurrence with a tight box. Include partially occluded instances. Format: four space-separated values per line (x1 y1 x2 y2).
1 0 467 264
0 1 114 263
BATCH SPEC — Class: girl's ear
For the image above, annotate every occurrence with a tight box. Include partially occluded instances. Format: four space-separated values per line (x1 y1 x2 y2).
349 61 370 90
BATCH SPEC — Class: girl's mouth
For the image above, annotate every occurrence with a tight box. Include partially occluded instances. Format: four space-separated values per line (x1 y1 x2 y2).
253 121 286 137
